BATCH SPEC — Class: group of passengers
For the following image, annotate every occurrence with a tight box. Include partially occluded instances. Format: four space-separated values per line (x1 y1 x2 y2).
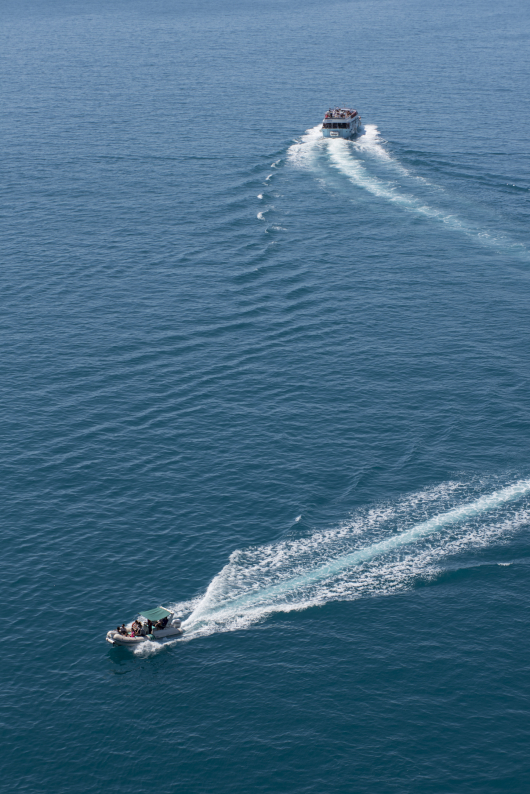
324 108 355 119
116 615 169 637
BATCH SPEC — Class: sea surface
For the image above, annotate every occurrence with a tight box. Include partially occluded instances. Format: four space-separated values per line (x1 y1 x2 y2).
2 0 530 791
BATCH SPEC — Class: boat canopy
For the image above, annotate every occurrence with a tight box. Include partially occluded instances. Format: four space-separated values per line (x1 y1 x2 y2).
139 606 171 622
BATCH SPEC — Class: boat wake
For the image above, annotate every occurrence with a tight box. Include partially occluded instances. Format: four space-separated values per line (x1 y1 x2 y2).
287 125 528 257
135 478 530 653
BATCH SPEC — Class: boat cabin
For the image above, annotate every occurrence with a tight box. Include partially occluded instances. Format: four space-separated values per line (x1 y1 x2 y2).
321 107 361 139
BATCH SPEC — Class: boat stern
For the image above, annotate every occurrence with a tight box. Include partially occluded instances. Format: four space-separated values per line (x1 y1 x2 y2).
321 108 361 138
322 126 351 139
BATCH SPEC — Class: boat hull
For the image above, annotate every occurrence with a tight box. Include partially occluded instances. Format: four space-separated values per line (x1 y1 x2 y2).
106 627 183 646
322 128 359 139
321 113 362 138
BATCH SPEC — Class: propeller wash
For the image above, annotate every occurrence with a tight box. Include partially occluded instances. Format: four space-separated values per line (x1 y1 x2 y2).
152 479 530 650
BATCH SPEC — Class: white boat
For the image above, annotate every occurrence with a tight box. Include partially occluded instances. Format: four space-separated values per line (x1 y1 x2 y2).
322 107 361 138
106 606 183 647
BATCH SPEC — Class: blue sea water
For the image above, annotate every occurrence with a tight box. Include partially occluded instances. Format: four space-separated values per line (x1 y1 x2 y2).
2 0 530 790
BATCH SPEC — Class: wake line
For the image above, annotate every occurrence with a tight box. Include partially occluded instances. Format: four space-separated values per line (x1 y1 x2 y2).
183 480 530 631
326 141 471 234
287 126 528 257
289 126 469 232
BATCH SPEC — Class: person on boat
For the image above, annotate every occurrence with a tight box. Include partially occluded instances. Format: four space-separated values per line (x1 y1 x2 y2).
147 619 153 634
155 616 168 630
117 624 127 636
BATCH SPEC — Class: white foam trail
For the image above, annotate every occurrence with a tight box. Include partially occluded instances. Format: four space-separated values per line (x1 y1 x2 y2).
288 126 527 255
352 125 430 184
288 124 408 175
159 479 530 647
327 139 467 232
328 142 526 252
356 125 391 158
288 126 448 221
353 124 409 174
287 125 323 168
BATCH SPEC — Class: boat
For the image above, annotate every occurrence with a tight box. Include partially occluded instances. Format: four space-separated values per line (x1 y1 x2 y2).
322 107 361 138
105 606 183 647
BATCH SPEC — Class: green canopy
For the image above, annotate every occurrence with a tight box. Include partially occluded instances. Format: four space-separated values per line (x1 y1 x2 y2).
138 606 171 622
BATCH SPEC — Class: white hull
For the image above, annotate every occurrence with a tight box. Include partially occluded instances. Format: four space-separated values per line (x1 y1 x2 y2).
106 626 183 646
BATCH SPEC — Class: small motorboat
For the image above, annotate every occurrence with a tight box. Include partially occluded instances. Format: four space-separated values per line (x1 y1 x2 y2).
106 606 183 647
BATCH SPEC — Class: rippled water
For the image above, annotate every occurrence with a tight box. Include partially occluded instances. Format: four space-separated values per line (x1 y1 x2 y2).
2 0 530 791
